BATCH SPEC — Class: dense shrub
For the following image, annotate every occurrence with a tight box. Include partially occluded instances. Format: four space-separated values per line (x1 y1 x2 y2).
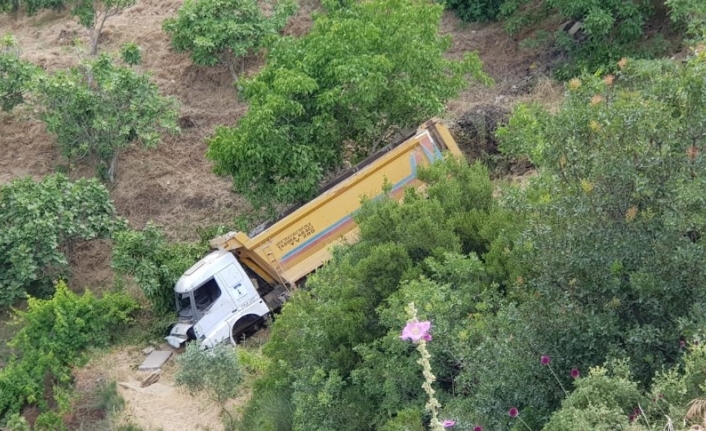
0 174 124 307
238 159 518 430
35 54 179 182
162 0 296 80
441 0 505 22
0 282 138 420
112 223 206 315
0 34 38 112
175 341 243 420
206 0 490 208
492 53 706 427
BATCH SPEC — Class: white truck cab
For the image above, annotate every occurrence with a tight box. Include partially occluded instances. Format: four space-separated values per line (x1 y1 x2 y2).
165 250 280 348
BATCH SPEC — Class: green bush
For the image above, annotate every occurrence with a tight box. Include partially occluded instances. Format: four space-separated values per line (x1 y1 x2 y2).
0 34 39 112
112 222 206 315
0 0 63 14
240 158 517 430
206 0 490 208
35 54 179 182
543 361 643 431
441 0 505 22
120 42 142 66
492 54 706 427
175 341 243 420
0 281 138 420
162 0 296 80
0 174 125 307
497 0 668 79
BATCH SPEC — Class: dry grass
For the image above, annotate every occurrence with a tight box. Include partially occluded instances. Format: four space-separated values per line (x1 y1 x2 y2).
517 76 565 112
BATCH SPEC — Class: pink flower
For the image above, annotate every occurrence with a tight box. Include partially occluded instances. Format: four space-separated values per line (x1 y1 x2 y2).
570 368 580 379
680 340 686 349
540 355 551 365
628 414 635 423
508 407 519 418
442 419 456 428
400 320 431 342
473 427 483 431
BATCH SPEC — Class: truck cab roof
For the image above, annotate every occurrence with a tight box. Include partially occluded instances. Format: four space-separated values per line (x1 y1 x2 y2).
175 250 236 294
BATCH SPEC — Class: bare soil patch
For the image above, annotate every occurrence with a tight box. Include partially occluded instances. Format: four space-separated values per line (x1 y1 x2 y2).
74 347 228 431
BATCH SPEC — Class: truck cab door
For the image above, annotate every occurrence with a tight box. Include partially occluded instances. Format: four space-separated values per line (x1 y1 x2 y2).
216 263 259 311
192 274 239 340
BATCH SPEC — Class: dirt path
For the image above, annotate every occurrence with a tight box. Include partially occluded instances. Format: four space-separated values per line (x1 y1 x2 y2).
76 347 227 431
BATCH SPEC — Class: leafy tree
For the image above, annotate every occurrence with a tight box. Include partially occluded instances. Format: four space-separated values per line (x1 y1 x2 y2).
206 0 490 209
175 341 243 420
72 0 135 55
494 54 706 426
0 281 137 420
0 34 39 112
0 174 125 307
162 0 296 81
35 54 179 182
112 223 206 315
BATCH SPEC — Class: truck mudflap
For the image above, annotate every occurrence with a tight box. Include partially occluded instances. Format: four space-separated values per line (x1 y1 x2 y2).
166 323 193 348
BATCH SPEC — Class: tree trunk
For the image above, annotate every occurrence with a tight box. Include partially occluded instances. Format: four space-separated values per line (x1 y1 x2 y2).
108 152 118 183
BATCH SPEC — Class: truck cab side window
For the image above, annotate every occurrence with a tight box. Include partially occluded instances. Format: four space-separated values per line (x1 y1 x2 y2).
194 278 222 312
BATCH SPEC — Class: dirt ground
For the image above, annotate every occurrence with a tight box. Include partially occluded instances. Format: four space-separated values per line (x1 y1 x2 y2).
0 2 560 429
74 347 231 431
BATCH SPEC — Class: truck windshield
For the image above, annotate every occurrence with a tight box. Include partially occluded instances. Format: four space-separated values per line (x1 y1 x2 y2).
175 278 222 321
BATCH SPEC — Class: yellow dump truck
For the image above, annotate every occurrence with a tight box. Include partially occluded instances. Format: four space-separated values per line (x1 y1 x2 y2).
166 119 462 348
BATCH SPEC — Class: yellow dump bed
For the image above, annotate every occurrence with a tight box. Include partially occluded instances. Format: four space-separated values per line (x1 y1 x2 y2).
210 119 462 287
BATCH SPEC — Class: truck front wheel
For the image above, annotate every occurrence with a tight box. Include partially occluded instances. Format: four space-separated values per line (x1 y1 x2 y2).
230 314 264 345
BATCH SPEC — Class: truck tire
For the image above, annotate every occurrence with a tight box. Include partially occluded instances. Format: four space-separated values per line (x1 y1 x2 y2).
230 314 263 345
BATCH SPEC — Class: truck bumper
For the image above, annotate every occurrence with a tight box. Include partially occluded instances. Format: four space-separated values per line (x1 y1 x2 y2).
165 323 192 348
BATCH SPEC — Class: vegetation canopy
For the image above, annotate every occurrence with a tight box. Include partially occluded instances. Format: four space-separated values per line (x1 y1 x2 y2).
0 174 124 307
206 0 490 209
35 54 179 182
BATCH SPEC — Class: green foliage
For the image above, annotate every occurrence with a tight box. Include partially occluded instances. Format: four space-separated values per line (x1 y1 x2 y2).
0 34 39 112
73 0 136 54
34 411 67 431
667 0 706 40
0 0 64 14
0 281 138 420
120 42 142 65
240 158 516 430
4 413 30 431
0 174 124 307
492 0 668 79
206 0 490 209
441 0 505 22
175 341 243 418
493 54 706 426
542 345 706 430
35 54 179 182
162 0 296 80
543 361 643 430
112 222 206 315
